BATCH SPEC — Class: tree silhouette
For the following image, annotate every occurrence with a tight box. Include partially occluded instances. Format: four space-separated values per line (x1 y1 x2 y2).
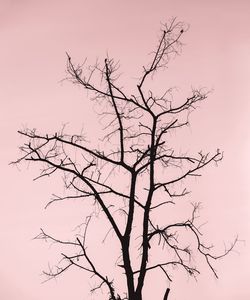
13 19 237 300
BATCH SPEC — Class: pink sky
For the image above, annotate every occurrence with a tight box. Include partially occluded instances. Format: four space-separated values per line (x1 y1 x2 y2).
1 0 250 299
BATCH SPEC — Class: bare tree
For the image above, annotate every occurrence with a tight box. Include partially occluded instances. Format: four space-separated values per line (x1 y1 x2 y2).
12 19 237 300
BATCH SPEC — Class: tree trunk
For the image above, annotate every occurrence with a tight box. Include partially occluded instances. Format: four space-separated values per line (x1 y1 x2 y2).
163 288 170 300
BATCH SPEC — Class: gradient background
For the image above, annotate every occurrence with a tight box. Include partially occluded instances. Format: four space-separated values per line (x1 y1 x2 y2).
1 0 250 299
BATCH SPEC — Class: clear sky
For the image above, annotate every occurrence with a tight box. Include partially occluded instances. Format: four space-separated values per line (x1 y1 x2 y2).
1 0 250 299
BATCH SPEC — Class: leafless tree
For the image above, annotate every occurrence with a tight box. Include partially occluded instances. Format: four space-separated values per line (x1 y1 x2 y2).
12 19 237 300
